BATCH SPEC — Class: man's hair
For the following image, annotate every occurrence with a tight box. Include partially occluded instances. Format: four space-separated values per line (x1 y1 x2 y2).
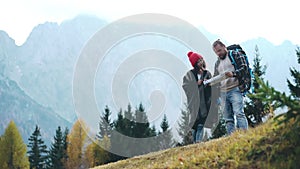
212 39 226 48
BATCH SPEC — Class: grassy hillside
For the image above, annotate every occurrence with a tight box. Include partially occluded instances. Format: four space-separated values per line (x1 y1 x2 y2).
92 117 299 169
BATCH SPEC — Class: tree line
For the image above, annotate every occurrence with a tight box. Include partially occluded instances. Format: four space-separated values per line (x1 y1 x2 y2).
0 46 299 168
0 103 176 169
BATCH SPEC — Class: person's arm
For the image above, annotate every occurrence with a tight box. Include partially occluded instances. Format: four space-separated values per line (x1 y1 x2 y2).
213 60 220 77
205 61 222 86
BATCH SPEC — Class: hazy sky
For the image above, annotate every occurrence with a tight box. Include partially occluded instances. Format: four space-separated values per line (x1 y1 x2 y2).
0 0 299 46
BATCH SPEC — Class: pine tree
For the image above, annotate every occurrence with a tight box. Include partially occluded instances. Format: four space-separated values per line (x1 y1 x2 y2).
177 107 193 146
244 45 269 126
92 106 114 165
123 104 135 137
97 105 113 139
47 126 68 169
252 48 300 124
159 114 174 149
110 109 127 161
160 114 169 132
113 105 135 136
133 103 150 138
0 121 29 169
252 45 267 90
133 103 159 154
62 127 69 160
27 125 48 169
65 119 88 169
110 106 134 160
287 47 300 99
113 109 125 134
110 103 159 159
149 124 157 137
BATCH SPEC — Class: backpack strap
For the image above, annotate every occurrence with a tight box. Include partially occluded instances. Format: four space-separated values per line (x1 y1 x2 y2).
228 50 237 70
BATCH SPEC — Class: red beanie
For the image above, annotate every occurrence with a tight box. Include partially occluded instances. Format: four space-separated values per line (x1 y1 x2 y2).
187 51 203 67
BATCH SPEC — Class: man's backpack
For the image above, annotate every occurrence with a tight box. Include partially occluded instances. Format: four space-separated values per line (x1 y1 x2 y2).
227 44 254 96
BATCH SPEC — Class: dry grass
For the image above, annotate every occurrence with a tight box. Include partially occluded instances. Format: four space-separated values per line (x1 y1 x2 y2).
92 117 300 169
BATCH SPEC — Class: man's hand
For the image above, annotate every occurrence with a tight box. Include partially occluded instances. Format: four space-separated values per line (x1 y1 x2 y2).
225 71 234 77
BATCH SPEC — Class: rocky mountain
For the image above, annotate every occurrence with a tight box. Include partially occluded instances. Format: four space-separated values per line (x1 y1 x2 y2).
2 15 107 122
0 76 71 146
0 15 298 139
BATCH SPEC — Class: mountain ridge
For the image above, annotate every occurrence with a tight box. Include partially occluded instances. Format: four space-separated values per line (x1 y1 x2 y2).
0 15 298 144
0 76 71 146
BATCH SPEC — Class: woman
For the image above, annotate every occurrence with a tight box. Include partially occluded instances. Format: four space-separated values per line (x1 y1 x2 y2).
182 51 212 143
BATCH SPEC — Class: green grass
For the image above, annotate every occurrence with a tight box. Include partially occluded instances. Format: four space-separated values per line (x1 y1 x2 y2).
92 117 300 169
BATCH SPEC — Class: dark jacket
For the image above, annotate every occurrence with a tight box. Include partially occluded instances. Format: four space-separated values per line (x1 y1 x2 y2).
182 69 218 129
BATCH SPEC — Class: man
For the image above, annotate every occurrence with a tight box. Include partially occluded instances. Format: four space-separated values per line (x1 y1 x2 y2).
182 51 212 143
212 39 248 135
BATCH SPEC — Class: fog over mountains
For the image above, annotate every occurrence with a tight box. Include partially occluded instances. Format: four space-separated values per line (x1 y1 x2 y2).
0 15 298 142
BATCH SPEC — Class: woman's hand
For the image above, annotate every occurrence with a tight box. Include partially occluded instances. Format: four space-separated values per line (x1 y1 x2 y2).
197 79 203 85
